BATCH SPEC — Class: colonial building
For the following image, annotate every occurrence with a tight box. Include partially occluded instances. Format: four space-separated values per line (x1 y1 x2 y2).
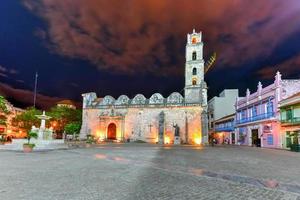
214 114 235 144
57 100 76 109
80 30 208 144
279 92 300 149
0 99 25 138
235 72 300 148
208 89 239 135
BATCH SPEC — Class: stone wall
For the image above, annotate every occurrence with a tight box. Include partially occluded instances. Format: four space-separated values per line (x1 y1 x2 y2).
81 105 203 144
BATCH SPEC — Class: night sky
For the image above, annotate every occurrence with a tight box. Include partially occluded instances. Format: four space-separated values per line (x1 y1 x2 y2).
1 0 300 109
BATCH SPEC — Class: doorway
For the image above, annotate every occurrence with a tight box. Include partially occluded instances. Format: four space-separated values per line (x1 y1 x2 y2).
107 123 117 140
251 129 261 147
231 132 235 144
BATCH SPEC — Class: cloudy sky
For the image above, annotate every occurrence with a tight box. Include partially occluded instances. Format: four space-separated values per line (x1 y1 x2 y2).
1 0 300 109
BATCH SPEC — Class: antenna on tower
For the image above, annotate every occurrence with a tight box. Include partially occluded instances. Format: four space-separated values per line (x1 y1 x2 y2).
204 52 217 74
33 72 38 108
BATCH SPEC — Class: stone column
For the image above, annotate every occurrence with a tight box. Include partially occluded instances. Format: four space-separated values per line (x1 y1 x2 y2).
185 111 189 143
248 127 252 146
79 110 88 140
201 108 209 144
158 111 165 144
259 124 264 148
121 117 125 142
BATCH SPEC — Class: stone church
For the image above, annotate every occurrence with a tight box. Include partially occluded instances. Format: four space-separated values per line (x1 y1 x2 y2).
80 30 208 144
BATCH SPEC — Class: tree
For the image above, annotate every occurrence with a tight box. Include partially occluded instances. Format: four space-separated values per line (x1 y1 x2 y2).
64 122 81 135
14 107 42 131
0 96 9 126
48 106 81 133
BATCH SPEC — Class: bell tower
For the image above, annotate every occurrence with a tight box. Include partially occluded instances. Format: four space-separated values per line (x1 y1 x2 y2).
184 29 206 104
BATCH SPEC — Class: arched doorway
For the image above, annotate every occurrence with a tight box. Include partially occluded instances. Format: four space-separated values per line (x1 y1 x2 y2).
107 123 117 140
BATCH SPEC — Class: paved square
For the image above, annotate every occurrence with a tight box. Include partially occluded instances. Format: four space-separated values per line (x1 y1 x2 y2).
0 144 300 200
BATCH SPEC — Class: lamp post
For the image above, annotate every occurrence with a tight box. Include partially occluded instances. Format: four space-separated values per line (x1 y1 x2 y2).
33 72 38 108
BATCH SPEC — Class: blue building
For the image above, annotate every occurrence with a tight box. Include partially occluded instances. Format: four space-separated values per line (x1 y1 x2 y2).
214 114 235 144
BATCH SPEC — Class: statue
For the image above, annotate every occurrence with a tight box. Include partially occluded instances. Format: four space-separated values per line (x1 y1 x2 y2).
173 124 180 137
173 123 181 145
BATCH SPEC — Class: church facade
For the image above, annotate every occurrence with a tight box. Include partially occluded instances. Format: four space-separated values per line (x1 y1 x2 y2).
80 30 209 144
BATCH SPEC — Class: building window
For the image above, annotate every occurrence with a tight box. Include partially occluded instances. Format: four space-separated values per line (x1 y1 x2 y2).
192 51 197 60
267 134 273 145
267 101 273 113
252 106 257 117
192 78 197 85
286 109 292 121
241 109 247 119
192 37 197 44
192 68 197 75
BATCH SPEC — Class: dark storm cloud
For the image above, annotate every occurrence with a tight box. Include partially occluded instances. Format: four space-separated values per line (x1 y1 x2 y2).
0 65 18 75
0 83 63 109
23 0 300 76
258 53 300 79
0 65 19 82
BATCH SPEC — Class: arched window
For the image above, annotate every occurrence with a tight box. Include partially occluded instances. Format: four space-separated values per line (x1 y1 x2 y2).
192 37 197 44
192 51 197 60
192 78 197 85
192 68 197 75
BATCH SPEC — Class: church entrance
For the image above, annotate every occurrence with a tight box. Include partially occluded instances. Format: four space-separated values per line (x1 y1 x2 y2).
107 123 117 140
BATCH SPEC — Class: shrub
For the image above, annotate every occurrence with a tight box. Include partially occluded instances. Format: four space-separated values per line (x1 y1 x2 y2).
25 131 38 145
23 143 35 148
64 122 81 135
86 134 96 144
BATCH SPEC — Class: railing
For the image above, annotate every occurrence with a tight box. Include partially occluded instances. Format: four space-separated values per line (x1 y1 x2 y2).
281 117 300 124
215 126 235 132
236 112 275 125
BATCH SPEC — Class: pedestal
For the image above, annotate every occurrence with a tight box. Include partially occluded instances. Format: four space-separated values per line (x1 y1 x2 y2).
38 129 44 140
158 135 164 144
174 136 180 145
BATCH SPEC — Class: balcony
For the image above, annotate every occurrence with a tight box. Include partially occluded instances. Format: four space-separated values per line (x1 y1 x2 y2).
215 126 235 132
236 112 275 125
281 117 300 125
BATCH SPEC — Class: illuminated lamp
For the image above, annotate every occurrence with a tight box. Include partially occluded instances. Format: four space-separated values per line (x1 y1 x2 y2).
194 138 201 145
165 136 170 144
97 131 105 142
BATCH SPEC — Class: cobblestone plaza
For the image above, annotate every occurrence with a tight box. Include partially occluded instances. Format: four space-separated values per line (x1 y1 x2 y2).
0 144 300 200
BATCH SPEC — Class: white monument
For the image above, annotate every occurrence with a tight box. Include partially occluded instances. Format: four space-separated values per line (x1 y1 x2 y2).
34 111 53 140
